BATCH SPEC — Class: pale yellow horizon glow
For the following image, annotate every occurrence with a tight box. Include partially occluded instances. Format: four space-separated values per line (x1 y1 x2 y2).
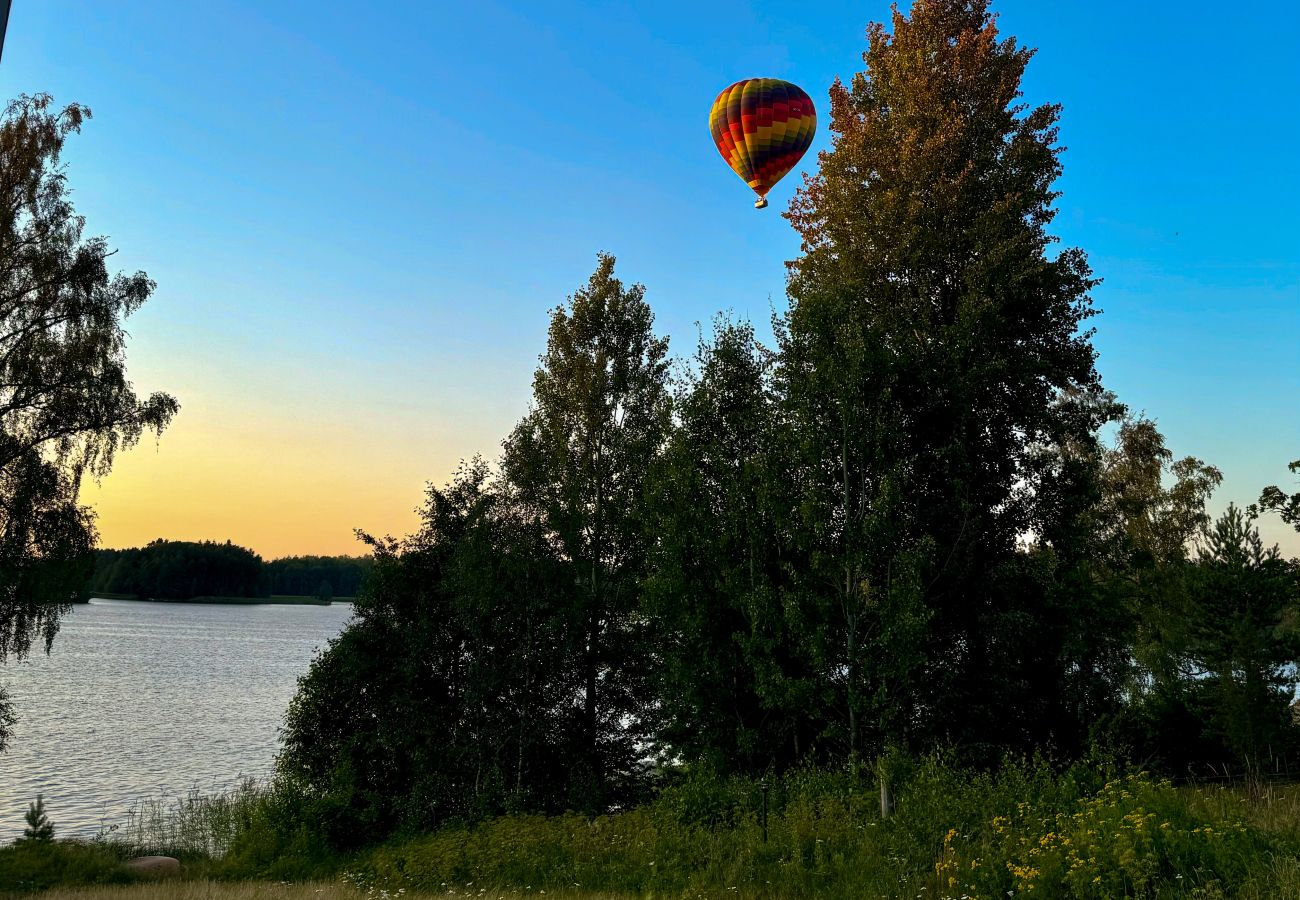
78 399 498 561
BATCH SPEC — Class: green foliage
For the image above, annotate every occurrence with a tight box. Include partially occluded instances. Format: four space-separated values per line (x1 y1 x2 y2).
275 261 670 839
1252 459 1300 532
89 546 371 602
21 794 54 842
1184 507 1300 780
779 0 1112 763
200 781 342 881
12 762 1300 899
333 759 1299 900
642 317 817 773
0 92 177 750
0 840 131 894
936 773 1267 898
90 540 268 601
280 457 585 841
263 555 371 597
500 252 671 807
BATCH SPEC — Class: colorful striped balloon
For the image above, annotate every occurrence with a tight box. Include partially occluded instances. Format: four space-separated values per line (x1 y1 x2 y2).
709 78 816 209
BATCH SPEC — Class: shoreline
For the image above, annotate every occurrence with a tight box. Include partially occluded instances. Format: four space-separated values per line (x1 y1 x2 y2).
87 594 354 606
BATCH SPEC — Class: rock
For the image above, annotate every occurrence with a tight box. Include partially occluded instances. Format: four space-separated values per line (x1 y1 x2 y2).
123 855 180 876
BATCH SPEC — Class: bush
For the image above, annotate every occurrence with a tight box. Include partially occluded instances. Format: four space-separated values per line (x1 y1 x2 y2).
0 840 132 894
933 772 1268 898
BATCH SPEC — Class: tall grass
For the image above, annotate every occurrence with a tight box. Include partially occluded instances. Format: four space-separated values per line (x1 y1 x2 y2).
108 779 270 858
346 759 1300 899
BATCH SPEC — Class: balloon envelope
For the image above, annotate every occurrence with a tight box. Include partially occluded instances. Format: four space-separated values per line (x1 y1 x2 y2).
709 78 816 208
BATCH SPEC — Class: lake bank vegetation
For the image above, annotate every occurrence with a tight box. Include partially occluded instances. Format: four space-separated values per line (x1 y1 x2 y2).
4 1 1300 898
10 761 1300 898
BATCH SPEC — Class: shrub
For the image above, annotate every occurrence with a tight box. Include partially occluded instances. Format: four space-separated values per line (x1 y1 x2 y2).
0 840 131 894
932 772 1269 899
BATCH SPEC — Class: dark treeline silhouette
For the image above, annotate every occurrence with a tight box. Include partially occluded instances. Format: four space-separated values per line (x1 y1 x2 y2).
89 542 371 601
264 555 372 599
276 0 1300 847
90 541 266 599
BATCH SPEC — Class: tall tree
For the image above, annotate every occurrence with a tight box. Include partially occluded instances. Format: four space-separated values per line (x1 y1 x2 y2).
0 94 177 750
501 253 670 807
1184 506 1300 784
643 318 818 773
780 0 1108 762
1029 411 1228 766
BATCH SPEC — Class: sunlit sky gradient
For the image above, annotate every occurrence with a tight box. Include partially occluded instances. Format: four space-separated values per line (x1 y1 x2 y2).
3 1 1297 558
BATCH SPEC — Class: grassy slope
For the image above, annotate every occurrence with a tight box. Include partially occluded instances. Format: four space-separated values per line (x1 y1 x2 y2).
12 773 1300 900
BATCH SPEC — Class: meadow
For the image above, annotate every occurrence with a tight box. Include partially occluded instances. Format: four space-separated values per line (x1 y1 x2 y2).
8 758 1300 900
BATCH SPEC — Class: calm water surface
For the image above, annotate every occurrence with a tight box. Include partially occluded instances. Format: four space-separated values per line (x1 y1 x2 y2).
0 598 352 841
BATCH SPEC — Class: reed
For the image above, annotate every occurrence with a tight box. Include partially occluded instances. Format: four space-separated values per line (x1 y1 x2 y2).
106 779 271 858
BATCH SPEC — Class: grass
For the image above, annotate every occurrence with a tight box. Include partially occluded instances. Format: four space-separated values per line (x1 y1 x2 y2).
13 761 1300 899
331 766 1300 899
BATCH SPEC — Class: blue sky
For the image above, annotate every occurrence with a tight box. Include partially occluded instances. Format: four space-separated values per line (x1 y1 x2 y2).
2 1 1297 556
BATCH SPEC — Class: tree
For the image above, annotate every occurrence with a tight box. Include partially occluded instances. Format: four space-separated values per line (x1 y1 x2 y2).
1035 413 1227 771
88 540 266 600
1093 417 1222 697
0 94 177 751
1184 506 1300 784
262 555 372 597
643 317 818 773
20 795 54 842
780 0 1109 765
280 460 579 841
501 253 670 808
1252 459 1300 532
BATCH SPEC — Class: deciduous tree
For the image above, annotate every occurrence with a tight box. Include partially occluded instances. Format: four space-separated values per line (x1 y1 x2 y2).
643 318 817 773
0 94 176 750
500 253 671 808
781 0 1109 763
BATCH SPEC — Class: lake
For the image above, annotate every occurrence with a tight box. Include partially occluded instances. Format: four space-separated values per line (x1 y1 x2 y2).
0 598 353 842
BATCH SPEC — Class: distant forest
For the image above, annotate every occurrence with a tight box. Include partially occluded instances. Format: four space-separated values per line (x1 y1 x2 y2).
88 540 372 601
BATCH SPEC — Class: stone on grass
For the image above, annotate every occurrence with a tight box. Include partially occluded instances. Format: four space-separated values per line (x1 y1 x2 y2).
123 855 181 876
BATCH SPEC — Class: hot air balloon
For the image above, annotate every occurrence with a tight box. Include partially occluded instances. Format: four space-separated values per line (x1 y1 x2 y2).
709 78 816 209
